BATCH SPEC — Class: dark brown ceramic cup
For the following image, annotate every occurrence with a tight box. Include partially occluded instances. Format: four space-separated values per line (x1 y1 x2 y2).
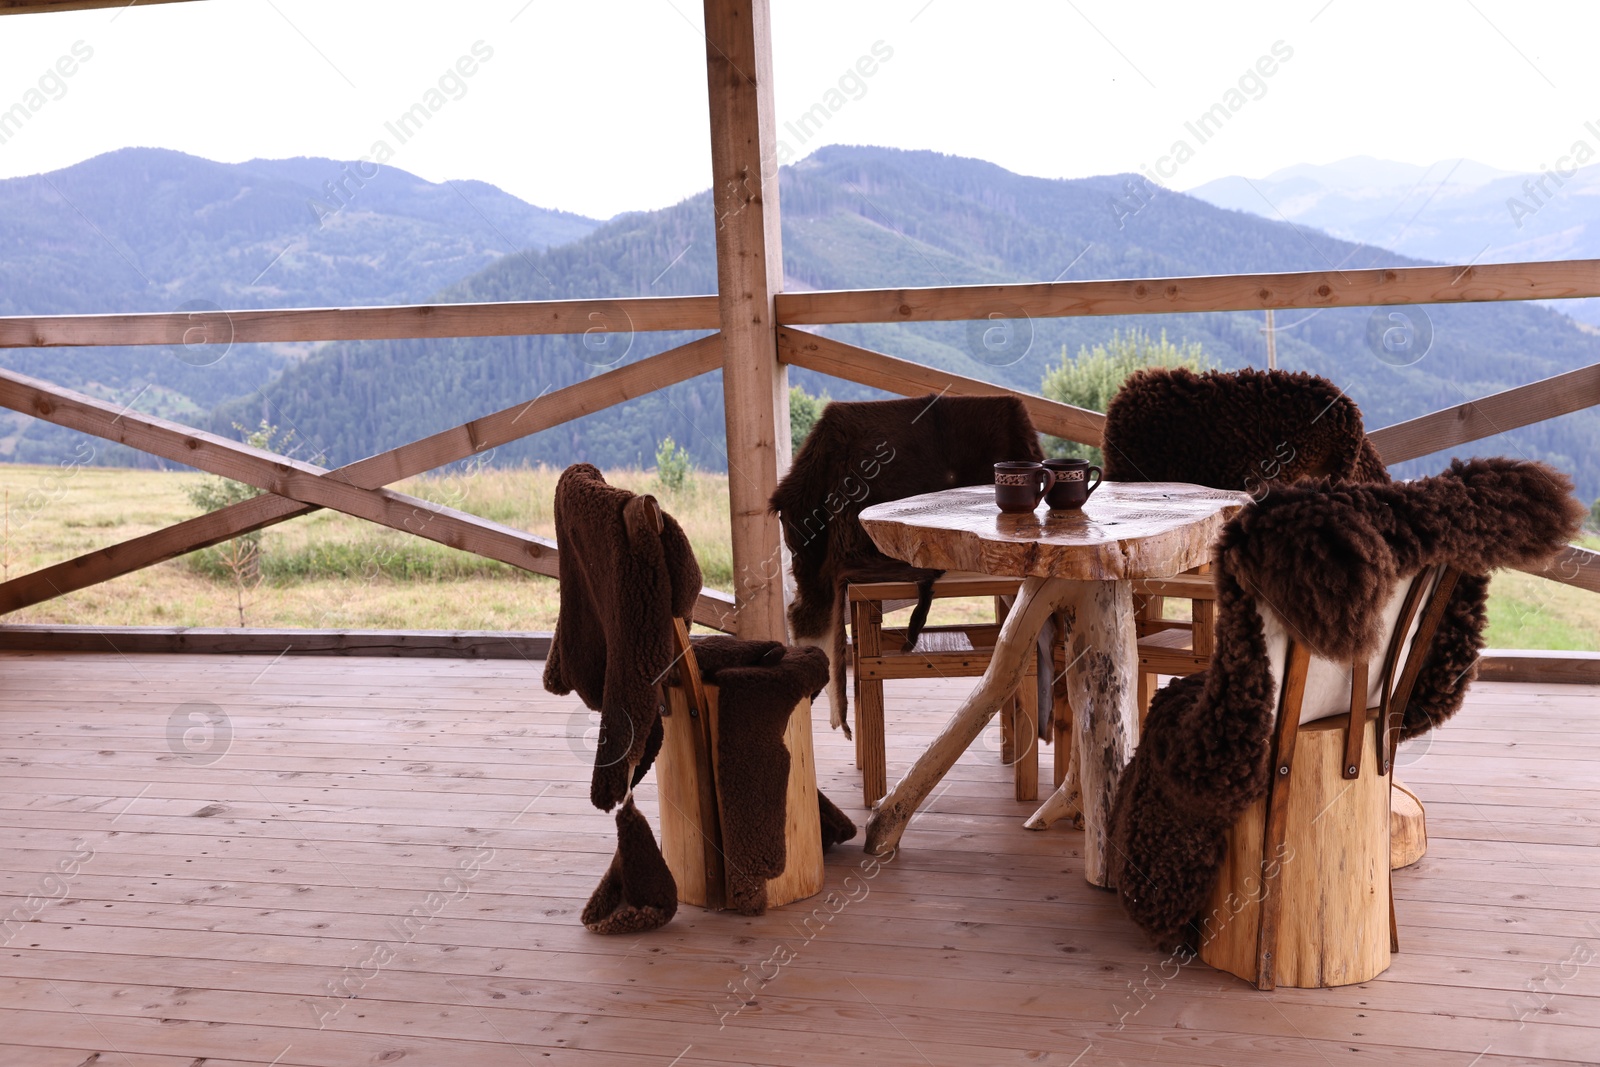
994 461 1056 513
1043 458 1103 509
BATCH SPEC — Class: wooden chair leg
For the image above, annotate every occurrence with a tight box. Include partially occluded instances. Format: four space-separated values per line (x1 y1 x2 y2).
1013 656 1039 802
1137 671 1156 726
853 599 888 806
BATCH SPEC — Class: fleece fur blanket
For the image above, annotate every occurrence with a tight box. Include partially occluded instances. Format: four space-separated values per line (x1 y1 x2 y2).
769 394 1043 731
694 637 855 914
544 463 703 812
1107 458 1583 950
1102 367 1390 490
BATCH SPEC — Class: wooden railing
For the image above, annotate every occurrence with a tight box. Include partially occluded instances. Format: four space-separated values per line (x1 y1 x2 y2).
0 259 1596 651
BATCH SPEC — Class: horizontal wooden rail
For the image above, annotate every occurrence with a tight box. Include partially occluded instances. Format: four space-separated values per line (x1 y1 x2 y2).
0 295 720 348
0 336 736 631
775 259 1600 325
777 328 1105 446
1515 544 1600 596
1369 362 1600 465
1477 649 1600 685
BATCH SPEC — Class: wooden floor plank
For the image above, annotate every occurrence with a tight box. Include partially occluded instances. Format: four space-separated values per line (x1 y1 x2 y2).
2 651 1598 1066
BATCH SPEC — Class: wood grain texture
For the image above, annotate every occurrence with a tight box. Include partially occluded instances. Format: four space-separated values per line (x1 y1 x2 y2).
1391 779 1428 870
4 655 1595 1065
858 483 1245 582
704 0 789 643
0 337 730 628
775 259 1600 325
0 296 719 348
1368 362 1600 464
658 683 823 909
1057 578 1138 887
778 327 1106 446
1204 716 1392 989
1477 649 1600 684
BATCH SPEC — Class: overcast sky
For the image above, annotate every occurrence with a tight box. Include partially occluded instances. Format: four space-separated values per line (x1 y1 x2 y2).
0 0 1595 219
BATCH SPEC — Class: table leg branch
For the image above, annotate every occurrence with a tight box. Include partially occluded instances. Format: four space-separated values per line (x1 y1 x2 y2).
1058 579 1139 887
1025 740 1082 830
863 575 1066 855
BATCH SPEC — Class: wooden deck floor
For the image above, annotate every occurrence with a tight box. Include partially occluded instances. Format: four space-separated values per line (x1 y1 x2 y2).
1 651 1597 1067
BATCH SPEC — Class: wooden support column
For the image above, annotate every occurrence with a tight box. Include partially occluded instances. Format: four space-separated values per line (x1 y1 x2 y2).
704 0 790 641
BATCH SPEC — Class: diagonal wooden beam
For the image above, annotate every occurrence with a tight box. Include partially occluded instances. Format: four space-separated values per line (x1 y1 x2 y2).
0 367 564 572
0 296 719 348
0 336 736 629
777 327 1106 446
1368 362 1600 465
0 0 201 12
1515 544 1600 596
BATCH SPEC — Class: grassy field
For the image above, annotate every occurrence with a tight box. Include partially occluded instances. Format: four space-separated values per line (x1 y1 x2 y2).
0 463 1593 650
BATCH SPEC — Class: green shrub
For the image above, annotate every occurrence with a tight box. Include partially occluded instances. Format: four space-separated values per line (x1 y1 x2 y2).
1039 329 1211 464
654 435 692 494
789 383 830 448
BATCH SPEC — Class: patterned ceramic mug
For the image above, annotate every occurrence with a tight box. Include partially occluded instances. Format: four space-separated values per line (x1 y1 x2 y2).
994 461 1056 513
1043 458 1103 509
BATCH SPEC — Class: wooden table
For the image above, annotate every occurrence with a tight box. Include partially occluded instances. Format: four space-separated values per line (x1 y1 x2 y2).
858 481 1246 886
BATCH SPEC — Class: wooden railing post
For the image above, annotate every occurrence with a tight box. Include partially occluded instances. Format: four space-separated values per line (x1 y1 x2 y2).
703 0 790 641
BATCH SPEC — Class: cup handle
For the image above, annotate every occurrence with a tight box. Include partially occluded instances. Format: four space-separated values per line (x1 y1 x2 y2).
1084 465 1103 499
1034 468 1057 507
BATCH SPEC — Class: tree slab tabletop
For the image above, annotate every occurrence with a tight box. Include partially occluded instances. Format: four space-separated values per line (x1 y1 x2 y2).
859 483 1247 582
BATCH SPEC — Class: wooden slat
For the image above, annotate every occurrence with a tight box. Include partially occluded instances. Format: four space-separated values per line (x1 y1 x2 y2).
704 0 789 642
1477 649 1600 684
775 258 1600 325
1369 362 1600 464
0 0 201 12
1513 544 1600 595
0 295 719 348
778 327 1105 446
0 626 552 658
0 336 737 631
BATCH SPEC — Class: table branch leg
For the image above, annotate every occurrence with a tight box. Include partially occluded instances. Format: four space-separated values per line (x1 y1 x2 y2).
1057 579 1139 887
863 575 1066 855
1025 739 1082 830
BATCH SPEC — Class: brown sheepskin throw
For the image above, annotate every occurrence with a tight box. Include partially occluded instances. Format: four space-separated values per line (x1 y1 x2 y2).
1103 367 1390 491
694 636 852 914
768 394 1043 732
544 463 703 812
582 797 678 935
1107 458 1582 950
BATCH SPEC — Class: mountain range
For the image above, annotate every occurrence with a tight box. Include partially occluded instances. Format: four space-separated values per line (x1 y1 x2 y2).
2 146 1597 499
1189 154 1600 326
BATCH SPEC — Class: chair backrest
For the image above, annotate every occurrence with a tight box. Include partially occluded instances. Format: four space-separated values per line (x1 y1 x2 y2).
1257 565 1451 729
769 392 1043 639
1102 367 1390 492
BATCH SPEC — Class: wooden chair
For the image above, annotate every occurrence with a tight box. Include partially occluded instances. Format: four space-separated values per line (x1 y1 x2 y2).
1098 367 1391 723
1199 565 1460 989
769 393 1069 808
849 576 1060 805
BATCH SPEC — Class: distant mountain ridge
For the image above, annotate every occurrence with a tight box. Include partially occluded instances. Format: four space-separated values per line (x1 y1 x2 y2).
0 146 598 462
4 145 1598 500
1188 154 1600 324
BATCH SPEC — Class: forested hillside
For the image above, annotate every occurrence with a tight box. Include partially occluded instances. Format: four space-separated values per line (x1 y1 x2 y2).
0 147 596 464
232 146 1600 495
6 145 1597 496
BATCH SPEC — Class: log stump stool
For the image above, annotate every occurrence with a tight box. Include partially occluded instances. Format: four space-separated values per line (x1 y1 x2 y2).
1200 710 1393 989
654 624 824 911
